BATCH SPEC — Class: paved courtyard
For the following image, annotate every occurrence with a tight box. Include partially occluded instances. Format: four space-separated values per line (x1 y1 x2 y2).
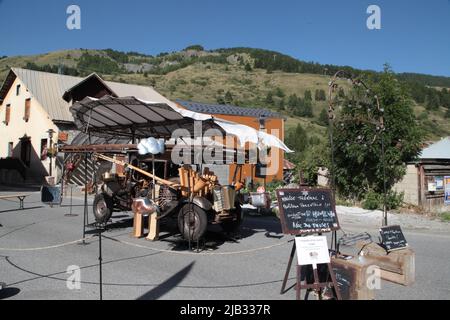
0 190 449 300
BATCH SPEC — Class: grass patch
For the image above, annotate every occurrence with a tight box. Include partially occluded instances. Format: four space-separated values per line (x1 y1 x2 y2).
440 212 450 222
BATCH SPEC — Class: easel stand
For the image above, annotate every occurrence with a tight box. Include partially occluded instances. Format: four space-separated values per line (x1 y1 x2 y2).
280 237 341 300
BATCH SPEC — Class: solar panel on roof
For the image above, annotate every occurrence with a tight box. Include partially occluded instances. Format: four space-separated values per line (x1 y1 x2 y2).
176 99 280 118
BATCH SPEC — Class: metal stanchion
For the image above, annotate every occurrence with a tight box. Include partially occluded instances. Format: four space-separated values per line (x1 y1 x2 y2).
65 185 78 217
81 153 88 245
97 223 104 300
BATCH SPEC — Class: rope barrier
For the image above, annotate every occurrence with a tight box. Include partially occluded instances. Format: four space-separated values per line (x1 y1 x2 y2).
0 235 96 251
0 232 289 256
103 235 291 256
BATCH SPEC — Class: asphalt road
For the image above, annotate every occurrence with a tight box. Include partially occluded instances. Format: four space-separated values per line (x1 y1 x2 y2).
0 191 449 300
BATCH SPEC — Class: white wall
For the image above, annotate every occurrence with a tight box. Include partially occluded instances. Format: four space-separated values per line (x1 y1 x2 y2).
393 164 419 205
0 77 59 181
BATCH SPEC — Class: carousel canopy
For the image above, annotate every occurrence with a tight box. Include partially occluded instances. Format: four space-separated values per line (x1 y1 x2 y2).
70 96 293 152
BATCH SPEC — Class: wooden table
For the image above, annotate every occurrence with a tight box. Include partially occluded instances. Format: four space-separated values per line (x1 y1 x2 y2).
0 193 31 210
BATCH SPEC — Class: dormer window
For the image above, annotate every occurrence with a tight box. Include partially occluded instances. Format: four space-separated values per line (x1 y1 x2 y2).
16 84 21 96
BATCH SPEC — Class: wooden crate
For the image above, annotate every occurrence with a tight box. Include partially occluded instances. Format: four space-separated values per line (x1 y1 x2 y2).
331 256 376 300
357 242 415 286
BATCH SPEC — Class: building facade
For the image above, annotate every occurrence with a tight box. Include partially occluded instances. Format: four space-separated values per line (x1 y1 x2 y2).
0 68 187 184
393 137 450 212
176 100 285 185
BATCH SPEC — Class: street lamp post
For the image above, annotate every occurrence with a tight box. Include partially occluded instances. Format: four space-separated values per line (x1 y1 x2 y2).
47 129 55 176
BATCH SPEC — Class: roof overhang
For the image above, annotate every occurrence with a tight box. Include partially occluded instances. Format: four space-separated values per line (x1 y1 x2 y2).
70 95 225 139
63 73 117 102
0 69 17 105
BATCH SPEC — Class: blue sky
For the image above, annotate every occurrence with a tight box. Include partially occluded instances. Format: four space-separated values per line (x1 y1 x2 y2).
0 0 449 76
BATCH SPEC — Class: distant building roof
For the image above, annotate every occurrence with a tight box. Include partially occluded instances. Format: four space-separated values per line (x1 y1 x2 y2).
0 68 174 122
419 137 450 160
176 100 282 119
283 159 296 170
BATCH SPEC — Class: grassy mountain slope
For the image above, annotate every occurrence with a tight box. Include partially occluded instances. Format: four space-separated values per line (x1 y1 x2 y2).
0 47 449 142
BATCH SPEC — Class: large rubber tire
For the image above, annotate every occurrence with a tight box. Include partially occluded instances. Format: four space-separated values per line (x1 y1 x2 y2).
221 203 243 233
178 204 208 241
93 193 114 223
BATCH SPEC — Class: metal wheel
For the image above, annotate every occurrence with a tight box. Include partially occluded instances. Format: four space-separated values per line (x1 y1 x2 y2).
178 204 208 241
93 193 113 223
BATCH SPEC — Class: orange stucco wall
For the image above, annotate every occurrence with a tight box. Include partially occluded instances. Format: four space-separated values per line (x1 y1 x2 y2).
201 113 285 185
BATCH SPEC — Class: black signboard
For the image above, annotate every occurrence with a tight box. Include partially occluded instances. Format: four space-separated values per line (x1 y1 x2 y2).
379 225 408 252
332 266 353 300
276 188 340 235
41 185 61 205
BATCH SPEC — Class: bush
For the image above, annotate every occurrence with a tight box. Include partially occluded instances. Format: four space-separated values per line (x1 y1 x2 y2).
362 190 404 210
440 212 450 222
362 191 380 210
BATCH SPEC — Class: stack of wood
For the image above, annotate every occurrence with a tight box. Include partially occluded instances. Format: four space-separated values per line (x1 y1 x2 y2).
178 165 218 197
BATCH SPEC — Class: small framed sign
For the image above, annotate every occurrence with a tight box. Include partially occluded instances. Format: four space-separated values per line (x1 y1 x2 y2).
379 225 408 252
295 235 330 266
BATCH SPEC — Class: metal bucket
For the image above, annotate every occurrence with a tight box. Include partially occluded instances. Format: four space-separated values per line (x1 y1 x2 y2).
250 192 271 208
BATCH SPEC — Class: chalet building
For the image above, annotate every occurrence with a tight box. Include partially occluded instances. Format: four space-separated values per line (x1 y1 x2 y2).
393 137 450 212
0 68 287 186
176 100 286 184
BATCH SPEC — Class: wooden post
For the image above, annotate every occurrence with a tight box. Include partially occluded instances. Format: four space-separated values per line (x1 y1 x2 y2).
146 212 160 241
133 212 144 238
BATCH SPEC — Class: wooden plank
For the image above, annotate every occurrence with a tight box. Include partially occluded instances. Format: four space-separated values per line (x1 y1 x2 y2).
0 193 31 199
146 212 160 241
133 212 144 238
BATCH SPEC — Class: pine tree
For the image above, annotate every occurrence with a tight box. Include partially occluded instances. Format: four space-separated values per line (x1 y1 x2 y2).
304 90 312 101
278 98 285 111
275 87 285 98
224 91 233 104
265 92 274 105
314 89 320 101
319 108 328 125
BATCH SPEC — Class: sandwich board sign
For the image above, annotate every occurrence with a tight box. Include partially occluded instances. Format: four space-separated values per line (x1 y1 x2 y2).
276 187 340 235
379 225 408 252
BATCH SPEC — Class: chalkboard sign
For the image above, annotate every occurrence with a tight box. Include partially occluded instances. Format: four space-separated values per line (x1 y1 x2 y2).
379 225 408 252
41 185 61 205
276 188 339 235
332 266 353 300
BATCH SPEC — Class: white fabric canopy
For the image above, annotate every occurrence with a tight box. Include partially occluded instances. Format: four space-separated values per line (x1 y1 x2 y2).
138 98 293 153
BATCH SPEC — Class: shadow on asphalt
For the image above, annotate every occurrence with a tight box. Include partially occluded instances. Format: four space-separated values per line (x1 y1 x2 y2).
0 287 21 299
136 262 194 300
0 206 44 214
81 210 285 253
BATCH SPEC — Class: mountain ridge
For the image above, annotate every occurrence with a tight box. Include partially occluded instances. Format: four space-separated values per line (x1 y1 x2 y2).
0 46 449 141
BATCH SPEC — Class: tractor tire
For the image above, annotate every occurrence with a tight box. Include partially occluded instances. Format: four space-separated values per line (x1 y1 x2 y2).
93 193 114 223
221 203 243 233
178 204 208 241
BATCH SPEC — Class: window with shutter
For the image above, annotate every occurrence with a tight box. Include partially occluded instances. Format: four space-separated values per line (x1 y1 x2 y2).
24 98 31 122
5 104 11 125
